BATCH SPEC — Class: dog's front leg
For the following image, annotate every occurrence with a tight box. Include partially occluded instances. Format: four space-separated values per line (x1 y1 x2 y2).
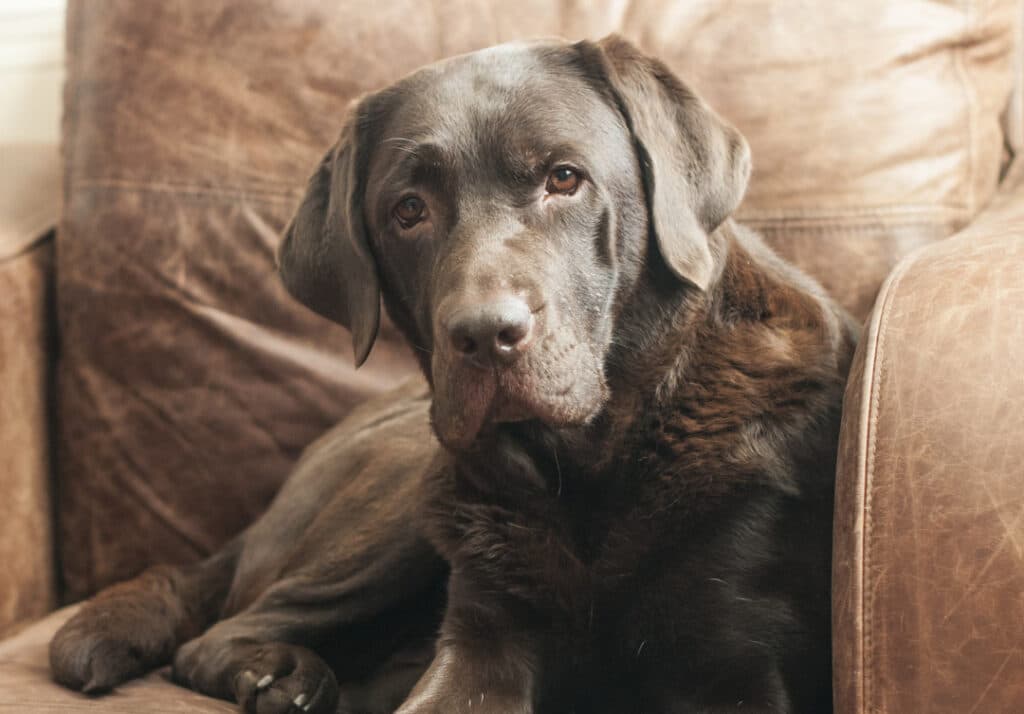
396 578 539 714
396 639 537 714
50 538 240 693
172 533 445 714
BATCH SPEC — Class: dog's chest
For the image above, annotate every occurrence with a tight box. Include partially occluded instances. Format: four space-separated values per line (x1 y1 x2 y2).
425 420 730 621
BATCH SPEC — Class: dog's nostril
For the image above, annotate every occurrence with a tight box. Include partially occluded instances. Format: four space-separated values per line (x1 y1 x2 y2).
496 324 528 349
452 332 477 356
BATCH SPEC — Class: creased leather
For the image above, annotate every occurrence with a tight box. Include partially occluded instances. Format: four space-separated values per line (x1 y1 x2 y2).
0 240 56 635
0 607 234 712
57 0 1018 601
834 159 1024 713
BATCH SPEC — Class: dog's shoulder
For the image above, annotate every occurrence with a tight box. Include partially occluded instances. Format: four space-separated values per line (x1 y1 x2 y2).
645 221 858 497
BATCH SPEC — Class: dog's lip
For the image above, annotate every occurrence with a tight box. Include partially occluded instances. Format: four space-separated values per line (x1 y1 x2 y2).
489 377 584 423
432 333 600 448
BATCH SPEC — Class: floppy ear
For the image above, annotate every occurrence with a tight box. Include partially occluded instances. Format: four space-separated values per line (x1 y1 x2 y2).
277 107 380 366
579 35 751 291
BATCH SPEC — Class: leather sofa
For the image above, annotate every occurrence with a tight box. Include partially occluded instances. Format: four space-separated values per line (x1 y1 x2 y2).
0 1 1021 712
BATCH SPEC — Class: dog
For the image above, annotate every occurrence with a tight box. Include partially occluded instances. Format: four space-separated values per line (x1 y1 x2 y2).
50 35 857 713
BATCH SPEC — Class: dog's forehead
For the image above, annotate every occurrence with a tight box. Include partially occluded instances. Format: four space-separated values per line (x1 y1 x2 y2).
423 39 567 98
443 40 556 89
383 40 602 147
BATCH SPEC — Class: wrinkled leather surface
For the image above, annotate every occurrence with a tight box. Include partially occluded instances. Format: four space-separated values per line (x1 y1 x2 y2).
58 0 1018 600
0 240 56 635
0 607 232 713
834 159 1024 713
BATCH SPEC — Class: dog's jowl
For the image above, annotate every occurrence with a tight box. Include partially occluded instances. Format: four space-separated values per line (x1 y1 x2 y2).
50 35 857 714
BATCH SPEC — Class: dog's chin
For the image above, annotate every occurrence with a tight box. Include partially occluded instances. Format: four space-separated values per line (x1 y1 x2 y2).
431 363 607 451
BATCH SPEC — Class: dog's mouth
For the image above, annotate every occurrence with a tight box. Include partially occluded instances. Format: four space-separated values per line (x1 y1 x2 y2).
430 349 607 451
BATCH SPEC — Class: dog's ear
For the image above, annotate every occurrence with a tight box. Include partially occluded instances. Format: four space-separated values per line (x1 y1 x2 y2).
578 35 751 291
278 103 380 366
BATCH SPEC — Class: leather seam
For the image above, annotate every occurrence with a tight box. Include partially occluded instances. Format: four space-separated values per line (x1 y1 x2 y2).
746 219 952 233
67 179 301 204
859 246 920 714
66 179 977 220
737 203 970 221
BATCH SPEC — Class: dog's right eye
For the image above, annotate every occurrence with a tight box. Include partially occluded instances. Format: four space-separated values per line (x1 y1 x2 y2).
546 166 581 195
394 196 427 228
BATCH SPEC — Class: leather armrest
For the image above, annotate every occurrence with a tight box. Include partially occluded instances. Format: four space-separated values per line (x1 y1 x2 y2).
0 235 57 635
833 161 1024 713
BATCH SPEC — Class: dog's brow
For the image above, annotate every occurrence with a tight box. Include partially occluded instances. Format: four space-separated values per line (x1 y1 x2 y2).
499 142 586 186
386 140 449 187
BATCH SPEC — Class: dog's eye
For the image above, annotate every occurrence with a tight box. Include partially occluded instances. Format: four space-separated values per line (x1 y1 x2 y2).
394 196 427 227
546 166 580 195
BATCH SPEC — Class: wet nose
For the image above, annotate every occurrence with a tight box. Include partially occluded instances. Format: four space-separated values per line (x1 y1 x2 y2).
446 297 535 366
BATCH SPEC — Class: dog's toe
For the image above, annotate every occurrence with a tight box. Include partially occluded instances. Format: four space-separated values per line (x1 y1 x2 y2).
233 644 338 714
50 616 152 694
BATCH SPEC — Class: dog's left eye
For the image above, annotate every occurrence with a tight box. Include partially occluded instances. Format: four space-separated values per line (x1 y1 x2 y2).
394 196 427 227
546 166 580 195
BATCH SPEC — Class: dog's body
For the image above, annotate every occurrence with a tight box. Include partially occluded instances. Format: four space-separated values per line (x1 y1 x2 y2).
50 36 857 714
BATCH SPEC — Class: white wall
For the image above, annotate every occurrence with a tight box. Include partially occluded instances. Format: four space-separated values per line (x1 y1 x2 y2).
0 0 64 144
0 0 65 252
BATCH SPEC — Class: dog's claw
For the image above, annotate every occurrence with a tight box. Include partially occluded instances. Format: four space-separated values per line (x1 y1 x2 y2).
256 674 274 690
293 693 309 708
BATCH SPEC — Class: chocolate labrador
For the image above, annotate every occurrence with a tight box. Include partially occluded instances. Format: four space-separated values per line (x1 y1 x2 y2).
50 35 857 714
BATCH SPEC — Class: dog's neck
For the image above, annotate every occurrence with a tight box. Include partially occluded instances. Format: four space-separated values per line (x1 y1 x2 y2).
603 222 735 406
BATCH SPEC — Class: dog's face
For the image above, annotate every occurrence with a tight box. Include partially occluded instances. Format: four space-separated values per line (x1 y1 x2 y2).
279 36 750 450
362 42 647 449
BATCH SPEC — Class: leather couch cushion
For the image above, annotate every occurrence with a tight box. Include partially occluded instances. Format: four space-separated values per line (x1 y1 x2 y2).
0 607 232 713
58 0 1018 600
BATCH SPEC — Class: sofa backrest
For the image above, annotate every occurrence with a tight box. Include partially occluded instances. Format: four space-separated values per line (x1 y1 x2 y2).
57 0 1019 601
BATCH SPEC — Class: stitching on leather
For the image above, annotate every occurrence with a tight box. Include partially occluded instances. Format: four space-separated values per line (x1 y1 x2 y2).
68 179 301 204
67 179 974 223
749 220 950 234
860 245 920 714
737 203 970 223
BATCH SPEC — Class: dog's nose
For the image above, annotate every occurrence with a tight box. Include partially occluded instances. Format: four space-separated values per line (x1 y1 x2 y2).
446 297 534 366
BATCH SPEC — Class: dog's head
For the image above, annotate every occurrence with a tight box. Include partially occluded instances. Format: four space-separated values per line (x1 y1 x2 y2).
279 35 749 450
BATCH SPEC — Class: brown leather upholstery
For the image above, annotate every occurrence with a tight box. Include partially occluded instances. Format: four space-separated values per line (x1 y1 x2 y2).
55 0 1019 603
0 237 56 634
0 607 233 713
833 160 1024 713
0 0 1021 711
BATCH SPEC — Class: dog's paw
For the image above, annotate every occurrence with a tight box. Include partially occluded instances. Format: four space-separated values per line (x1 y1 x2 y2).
50 603 175 694
231 643 339 714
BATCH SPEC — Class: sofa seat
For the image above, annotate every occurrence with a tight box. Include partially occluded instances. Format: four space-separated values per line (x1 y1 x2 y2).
0 607 232 713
